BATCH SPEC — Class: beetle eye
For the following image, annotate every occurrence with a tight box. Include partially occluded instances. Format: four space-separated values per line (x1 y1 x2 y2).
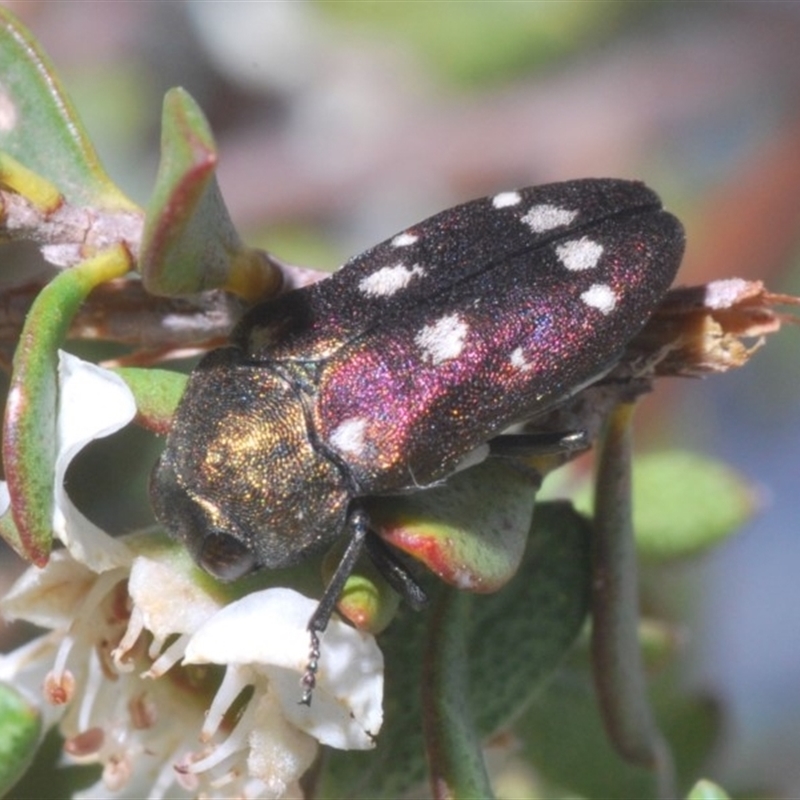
198 532 257 581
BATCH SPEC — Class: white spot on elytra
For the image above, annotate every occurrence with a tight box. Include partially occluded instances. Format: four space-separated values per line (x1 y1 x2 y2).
330 417 369 456
555 237 604 271
509 346 532 372
492 191 521 209
521 204 578 233
581 283 617 315
358 263 425 297
392 232 418 247
415 313 469 365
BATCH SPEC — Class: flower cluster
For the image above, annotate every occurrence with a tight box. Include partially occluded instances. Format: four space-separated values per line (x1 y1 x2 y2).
0 353 383 799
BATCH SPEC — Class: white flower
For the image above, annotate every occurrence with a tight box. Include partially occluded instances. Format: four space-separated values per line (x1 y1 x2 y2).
52 351 135 571
0 352 383 799
183 588 383 751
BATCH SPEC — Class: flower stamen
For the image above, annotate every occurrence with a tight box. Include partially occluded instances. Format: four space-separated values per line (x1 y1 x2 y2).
113 604 146 672
77 646 106 731
145 633 190 679
44 665 76 705
102 751 133 792
188 691 260 775
128 690 158 729
202 664 251 741
64 726 104 758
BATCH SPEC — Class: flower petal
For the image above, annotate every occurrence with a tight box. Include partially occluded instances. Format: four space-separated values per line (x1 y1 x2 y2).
53 351 135 571
1 550 96 629
184 588 383 749
0 636 65 732
247 690 318 793
127 556 224 641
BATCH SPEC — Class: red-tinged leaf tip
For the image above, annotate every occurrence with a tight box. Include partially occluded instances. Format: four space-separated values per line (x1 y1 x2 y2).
370 461 538 593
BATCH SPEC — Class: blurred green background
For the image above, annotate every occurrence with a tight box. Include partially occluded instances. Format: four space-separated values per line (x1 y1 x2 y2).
1 1 799 795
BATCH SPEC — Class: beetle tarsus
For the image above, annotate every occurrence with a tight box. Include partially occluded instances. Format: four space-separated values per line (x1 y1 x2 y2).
299 631 320 706
299 507 370 703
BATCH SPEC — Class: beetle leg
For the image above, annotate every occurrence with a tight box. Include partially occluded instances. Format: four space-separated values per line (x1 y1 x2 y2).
301 506 370 705
300 506 429 704
365 531 428 611
488 430 589 458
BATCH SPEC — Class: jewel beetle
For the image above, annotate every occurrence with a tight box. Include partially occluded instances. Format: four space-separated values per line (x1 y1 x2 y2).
150 178 685 702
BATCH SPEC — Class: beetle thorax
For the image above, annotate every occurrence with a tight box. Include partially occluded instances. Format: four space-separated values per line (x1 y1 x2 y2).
150 347 350 579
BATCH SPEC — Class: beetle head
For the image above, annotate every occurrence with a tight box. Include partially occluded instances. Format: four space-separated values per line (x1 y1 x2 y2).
150 347 350 581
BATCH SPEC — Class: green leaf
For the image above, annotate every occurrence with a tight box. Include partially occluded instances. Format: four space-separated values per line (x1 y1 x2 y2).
140 88 280 302
140 88 234 296
568 617 686 675
336 567 402 635
575 451 756 561
0 150 61 212
0 681 41 796
318 500 591 798
686 779 731 800
0 7 134 209
3 725 100 800
467 502 591 735
369 460 540 592
1 246 131 564
323 538 402 634
631 451 756 560
518 666 723 799
590 404 674 792
321 2 633 86
113 367 188 435
423 591 494 799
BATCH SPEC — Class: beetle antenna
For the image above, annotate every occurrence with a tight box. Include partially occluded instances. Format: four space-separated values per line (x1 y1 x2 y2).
300 506 370 705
